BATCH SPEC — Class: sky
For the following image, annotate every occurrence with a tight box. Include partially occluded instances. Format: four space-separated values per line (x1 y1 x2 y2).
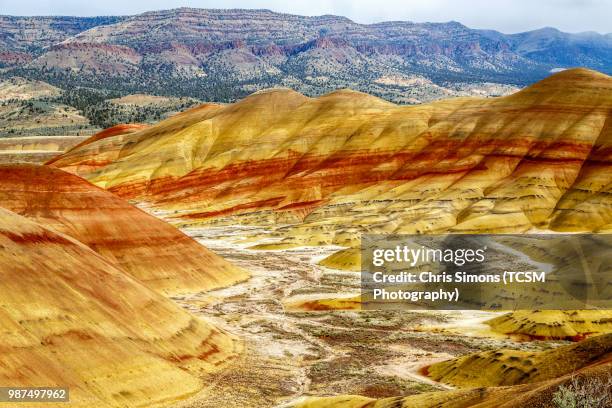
1 0 610 34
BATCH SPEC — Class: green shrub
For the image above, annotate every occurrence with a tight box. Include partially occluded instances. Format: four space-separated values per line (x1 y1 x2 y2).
553 375 612 408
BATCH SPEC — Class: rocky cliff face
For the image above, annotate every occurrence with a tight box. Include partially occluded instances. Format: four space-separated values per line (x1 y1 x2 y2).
2 8 610 102
0 15 124 52
51 69 612 247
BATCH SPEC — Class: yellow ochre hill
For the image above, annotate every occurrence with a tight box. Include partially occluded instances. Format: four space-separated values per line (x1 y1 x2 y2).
49 68 612 247
0 207 242 407
426 333 612 387
487 310 612 340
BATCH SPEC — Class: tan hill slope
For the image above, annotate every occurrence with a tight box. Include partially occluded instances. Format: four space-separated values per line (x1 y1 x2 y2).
0 98 92 137
426 333 612 387
0 77 100 164
487 310 612 341
50 69 612 244
0 135 89 164
0 77 61 101
0 206 241 407
0 77 95 140
0 135 88 153
0 164 247 295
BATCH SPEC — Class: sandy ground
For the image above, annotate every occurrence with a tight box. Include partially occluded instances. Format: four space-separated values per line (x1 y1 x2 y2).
168 226 548 407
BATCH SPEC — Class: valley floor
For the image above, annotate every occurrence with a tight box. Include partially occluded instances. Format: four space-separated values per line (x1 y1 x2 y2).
168 226 557 407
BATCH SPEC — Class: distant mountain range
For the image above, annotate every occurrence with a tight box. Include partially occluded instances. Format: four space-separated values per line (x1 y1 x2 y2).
1 8 611 102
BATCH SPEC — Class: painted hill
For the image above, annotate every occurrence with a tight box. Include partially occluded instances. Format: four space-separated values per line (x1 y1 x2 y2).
67 123 149 150
48 104 223 175
51 69 612 242
487 310 612 341
426 333 612 387
0 164 247 295
0 206 241 407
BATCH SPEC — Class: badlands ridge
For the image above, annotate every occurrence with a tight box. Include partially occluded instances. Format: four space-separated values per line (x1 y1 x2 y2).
51 68 612 240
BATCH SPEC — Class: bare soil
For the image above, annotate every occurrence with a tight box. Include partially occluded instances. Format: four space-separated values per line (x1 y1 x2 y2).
169 226 551 407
